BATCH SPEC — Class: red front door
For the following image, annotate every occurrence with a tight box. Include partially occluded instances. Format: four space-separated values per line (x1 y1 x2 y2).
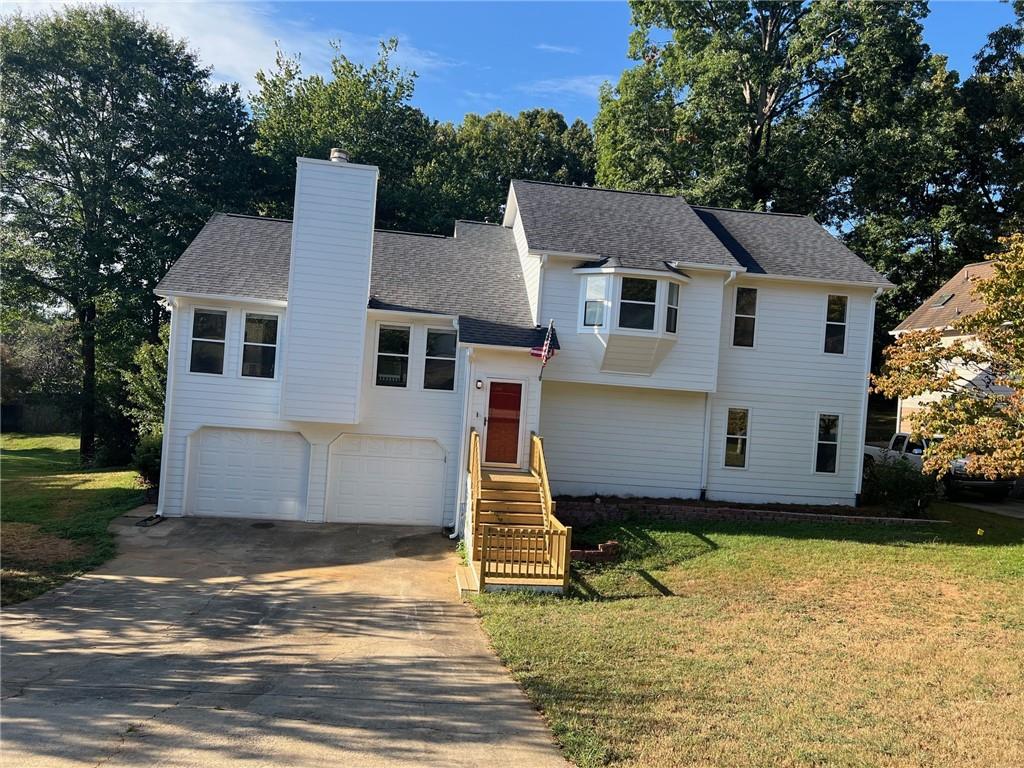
485 382 522 464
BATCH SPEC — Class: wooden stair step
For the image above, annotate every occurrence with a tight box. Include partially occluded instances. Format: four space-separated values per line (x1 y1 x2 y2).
478 500 544 513
478 512 545 525
479 489 541 503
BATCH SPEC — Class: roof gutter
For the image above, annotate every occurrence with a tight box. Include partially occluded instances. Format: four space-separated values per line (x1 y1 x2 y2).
153 289 288 308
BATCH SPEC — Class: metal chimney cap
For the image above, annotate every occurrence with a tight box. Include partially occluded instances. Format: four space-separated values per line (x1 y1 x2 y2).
329 148 349 163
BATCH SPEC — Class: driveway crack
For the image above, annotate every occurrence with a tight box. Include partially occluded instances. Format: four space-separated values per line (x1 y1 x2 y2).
91 690 194 768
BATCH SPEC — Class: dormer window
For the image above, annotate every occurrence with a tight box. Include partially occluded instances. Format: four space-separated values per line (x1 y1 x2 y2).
618 278 658 330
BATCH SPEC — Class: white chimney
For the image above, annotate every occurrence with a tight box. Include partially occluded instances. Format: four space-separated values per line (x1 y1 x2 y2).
280 155 379 424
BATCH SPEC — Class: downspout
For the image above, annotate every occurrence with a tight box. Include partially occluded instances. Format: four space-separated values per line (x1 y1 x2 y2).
451 340 475 539
854 288 884 503
155 297 179 517
701 270 736 501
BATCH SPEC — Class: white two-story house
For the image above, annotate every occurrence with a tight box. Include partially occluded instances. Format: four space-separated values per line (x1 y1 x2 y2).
154 151 891 586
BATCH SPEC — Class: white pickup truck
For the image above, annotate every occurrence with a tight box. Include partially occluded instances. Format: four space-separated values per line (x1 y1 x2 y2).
864 433 1015 501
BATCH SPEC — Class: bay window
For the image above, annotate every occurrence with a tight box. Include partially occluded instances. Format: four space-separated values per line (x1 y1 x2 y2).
618 277 657 330
583 275 608 327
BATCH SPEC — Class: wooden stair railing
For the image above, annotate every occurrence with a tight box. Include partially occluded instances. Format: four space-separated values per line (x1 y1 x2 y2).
467 429 572 591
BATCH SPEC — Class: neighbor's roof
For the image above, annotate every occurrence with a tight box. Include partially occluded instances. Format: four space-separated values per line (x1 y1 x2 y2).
156 213 549 349
511 180 742 271
691 206 891 286
893 261 996 333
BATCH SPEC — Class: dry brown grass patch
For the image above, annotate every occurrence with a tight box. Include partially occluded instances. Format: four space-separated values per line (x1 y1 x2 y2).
2 522 92 565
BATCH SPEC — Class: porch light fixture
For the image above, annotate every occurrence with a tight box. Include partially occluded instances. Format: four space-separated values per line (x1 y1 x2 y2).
475 379 483 390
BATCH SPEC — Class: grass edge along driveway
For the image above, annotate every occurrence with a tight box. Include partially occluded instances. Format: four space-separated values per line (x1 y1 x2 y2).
1 433 144 605
475 503 1024 768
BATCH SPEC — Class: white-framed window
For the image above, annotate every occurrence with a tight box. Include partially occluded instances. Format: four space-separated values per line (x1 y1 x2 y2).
241 313 279 379
815 413 840 473
423 328 457 391
724 407 750 468
824 295 848 354
189 308 227 375
618 277 658 330
582 275 609 328
665 282 679 334
375 325 410 387
732 287 757 347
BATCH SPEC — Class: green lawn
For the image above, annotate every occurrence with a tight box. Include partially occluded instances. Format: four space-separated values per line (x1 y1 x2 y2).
475 503 1024 768
1 433 144 604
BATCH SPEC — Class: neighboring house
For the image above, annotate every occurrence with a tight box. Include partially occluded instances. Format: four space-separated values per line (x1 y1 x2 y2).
154 151 891 553
891 262 1000 433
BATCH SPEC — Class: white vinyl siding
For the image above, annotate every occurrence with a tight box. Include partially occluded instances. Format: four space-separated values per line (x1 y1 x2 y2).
512 211 541 324
708 281 873 505
540 381 704 498
280 158 377 423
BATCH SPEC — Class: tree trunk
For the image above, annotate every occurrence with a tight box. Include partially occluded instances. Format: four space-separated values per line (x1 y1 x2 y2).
79 302 97 465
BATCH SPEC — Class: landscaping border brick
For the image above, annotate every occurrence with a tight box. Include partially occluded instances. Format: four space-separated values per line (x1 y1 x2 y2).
556 501 945 528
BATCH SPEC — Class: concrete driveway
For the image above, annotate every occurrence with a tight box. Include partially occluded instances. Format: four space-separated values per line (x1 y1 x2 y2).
1 510 566 767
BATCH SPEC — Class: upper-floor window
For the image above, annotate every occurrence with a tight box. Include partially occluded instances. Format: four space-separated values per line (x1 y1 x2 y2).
724 407 750 468
815 413 840 473
732 287 757 347
424 329 457 391
583 275 609 327
190 309 226 374
241 313 278 378
618 277 657 330
375 325 410 387
665 282 679 334
824 295 848 354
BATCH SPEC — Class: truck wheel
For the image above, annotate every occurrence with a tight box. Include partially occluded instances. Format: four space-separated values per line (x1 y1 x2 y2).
943 477 962 501
983 487 1010 502
862 456 874 482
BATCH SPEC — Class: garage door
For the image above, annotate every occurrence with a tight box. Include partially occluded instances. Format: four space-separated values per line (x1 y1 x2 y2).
327 435 445 525
189 428 309 520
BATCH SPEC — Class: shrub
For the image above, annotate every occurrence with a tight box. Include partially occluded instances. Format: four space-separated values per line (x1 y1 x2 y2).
862 454 936 516
132 432 162 489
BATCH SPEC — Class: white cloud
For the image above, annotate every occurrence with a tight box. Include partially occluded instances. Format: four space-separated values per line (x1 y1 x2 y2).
534 42 580 55
7 1 457 99
517 74 612 99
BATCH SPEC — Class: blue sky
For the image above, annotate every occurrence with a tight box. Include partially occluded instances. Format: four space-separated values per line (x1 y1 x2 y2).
23 1 1019 124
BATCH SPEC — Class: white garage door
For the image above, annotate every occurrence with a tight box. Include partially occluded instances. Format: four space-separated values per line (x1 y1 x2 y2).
327 435 445 525
190 428 309 521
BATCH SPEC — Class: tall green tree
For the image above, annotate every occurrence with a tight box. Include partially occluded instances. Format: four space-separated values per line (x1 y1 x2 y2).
595 0 938 218
1 6 254 462
251 40 437 230
417 109 596 229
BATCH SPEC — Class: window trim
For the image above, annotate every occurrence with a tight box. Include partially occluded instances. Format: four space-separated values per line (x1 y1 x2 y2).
615 276 659 332
188 306 228 377
422 326 458 392
665 281 679 335
731 286 758 349
722 406 751 470
579 274 610 331
239 311 281 380
373 322 412 389
822 294 849 356
813 412 842 475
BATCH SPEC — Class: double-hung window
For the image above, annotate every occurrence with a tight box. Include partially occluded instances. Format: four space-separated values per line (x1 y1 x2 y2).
724 408 750 468
618 277 657 330
583 275 609 327
241 313 278 378
824 295 848 354
732 287 757 347
665 282 679 333
190 309 227 374
815 414 840 473
375 325 410 387
424 329 457 391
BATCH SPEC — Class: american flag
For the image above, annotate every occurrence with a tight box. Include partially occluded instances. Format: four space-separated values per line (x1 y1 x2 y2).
530 320 555 379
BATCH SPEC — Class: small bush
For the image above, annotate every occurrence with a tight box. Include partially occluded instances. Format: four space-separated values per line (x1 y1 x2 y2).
862 454 936 516
132 432 162 489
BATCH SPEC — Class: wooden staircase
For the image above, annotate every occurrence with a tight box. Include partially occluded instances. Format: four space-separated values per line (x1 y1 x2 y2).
465 431 572 593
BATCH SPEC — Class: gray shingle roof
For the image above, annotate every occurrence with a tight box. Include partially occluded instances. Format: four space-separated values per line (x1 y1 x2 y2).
156 214 549 349
690 206 890 286
157 213 292 301
512 180 742 271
